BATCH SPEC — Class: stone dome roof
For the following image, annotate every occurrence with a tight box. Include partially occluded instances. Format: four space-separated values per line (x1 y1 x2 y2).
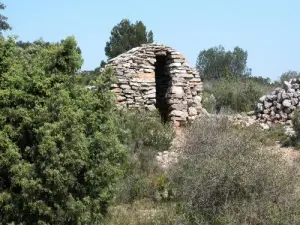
107 43 203 125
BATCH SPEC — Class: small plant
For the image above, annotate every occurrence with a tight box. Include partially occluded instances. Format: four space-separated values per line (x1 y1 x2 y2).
154 173 169 191
202 92 216 113
152 173 174 202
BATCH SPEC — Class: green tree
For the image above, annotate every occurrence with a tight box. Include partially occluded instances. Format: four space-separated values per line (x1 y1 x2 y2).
279 70 300 83
245 75 272 85
196 45 251 80
0 36 126 224
100 60 107 68
0 2 11 34
105 19 154 59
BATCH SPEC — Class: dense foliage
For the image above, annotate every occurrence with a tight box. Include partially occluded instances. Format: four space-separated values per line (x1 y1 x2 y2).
0 36 126 224
196 45 251 80
104 19 154 59
202 77 274 113
196 45 275 113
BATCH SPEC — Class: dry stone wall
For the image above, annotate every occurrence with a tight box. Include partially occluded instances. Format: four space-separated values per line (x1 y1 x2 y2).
255 79 300 125
105 44 203 125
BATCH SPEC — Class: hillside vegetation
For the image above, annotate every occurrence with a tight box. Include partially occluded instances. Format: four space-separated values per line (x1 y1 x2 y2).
2 4 300 224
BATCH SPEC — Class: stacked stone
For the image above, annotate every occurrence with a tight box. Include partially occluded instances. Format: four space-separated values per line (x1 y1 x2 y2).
106 43 203 125
255 79 300 124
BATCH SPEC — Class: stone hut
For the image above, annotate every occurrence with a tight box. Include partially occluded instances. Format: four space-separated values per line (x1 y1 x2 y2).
106 43 203 126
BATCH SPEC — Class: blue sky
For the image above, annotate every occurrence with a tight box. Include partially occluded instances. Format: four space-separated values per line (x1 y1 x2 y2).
3 0 300 80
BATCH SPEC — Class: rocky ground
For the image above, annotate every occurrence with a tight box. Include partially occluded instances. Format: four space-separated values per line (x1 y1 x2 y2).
155 127 184 169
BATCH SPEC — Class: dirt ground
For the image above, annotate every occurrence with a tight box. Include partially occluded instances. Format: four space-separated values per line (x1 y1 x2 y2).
266 144 300 165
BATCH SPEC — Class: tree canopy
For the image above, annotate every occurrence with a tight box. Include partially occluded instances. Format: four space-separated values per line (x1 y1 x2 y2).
196 45 251 80
279 70 300 83
0 36 126 224
104 19 154 59
0 2 11 34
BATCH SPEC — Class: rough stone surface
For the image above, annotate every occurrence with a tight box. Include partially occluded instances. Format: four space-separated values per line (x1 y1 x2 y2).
255 78 300 125
282 99 292 108
104 43 203 125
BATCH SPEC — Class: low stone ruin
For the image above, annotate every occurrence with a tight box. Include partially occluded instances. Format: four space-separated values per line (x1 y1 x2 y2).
105 43 203 126
255 79 300 125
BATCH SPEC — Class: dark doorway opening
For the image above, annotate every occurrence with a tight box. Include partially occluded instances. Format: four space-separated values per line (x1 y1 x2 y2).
155 55 171 122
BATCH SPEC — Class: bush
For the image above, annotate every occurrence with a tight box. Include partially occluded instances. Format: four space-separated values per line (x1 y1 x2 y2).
264 124 290 144
171 117 300 224
204 78 273 113
113 110 175 203
292 110 300 139
0 37 126 224
117 110 175 155
282 110 300 149
235 123 289 146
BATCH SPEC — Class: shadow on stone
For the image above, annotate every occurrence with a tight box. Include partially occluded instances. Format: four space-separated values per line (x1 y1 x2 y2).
155 54 171 123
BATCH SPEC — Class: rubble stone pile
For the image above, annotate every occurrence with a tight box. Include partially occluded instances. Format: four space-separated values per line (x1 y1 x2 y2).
105 43 203 126
255 79 300 125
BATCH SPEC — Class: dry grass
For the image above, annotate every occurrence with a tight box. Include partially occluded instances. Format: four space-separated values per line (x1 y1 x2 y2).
105 115 300 225
264 143 300 166
171 116 300 224
104 199 183 225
